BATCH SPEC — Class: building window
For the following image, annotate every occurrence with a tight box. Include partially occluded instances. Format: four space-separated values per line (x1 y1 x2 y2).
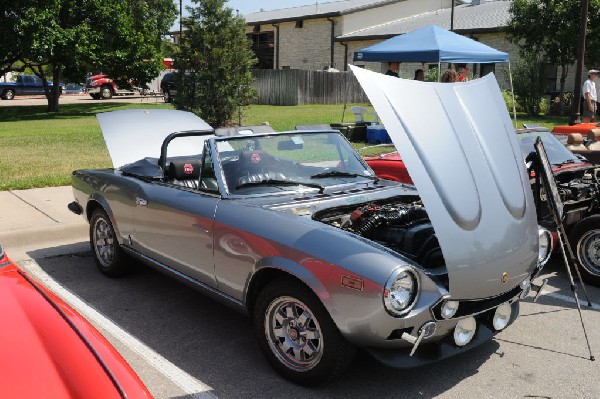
295 20 304 28
248 31 275 69
480 63 496 77
543 64 558 93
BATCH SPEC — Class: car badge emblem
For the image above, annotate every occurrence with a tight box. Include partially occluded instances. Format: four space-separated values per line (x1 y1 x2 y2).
501 272 510 284
184 163 194 174
251 153 261 163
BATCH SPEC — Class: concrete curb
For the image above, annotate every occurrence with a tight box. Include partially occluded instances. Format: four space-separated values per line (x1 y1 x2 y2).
0 223 89 261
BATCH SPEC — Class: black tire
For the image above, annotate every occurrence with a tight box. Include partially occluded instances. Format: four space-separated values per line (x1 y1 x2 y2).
89 209 130 277
100 85 113 99
164 90 172 103
569 215 600 286
2 89 15 100
253 277 355 386
90 93 100 100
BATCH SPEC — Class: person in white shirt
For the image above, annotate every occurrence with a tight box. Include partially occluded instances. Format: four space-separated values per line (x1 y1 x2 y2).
582 69 599 123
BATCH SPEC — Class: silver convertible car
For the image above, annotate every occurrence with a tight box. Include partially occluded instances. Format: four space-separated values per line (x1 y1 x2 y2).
70 73 551 386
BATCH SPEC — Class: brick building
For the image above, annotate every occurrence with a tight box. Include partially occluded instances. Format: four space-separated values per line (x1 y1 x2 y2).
244 0 576 92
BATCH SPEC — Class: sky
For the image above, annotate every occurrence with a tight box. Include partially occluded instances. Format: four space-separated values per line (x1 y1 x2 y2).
173 0 326 29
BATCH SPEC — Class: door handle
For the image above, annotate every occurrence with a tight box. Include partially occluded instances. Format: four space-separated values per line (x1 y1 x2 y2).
135 196 148 206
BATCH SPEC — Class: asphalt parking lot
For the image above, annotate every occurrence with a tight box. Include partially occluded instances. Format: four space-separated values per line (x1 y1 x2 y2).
17 251 600 399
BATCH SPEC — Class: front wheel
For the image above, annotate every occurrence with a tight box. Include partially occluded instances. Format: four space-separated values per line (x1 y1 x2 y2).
570 215 600 286
90 209 130 277
100 85 113 99
2 89 15 100
163 90 172 103
253 278 355 386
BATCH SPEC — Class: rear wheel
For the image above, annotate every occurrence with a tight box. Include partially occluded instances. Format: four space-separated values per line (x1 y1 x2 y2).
253 278 355 386
2 89 15 100
570 215 600 286
164 90 172 103
90 209 130 277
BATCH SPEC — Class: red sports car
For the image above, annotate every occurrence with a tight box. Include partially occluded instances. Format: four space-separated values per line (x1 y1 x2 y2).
364 129 600 286
0 245 152 398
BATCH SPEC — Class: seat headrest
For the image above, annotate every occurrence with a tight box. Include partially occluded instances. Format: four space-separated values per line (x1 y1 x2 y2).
239 150 273 166
168 160 201 180
567 133 584 145
587 129 600 141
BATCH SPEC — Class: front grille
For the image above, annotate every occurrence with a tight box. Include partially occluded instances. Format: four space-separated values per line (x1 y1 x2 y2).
431 284 521 320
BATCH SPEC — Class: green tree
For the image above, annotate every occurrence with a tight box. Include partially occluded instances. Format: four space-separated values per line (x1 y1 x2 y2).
175 0 256 127
0 0 32 76
507 0 600 114
511 54 548 116
4 0 176 112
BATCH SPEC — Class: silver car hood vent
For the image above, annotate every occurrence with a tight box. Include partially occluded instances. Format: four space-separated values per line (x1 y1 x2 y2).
351 66 538 299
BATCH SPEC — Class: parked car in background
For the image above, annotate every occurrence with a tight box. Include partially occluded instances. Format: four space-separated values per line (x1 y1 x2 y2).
160 71 178 103
86 74 135 99
554 129 600 165
0 74 65 100
69 107 550 385
364 127 600 286
64 83 85 95
0 244 152 398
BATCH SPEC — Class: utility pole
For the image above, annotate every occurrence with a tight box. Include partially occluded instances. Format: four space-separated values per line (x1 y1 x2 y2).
179 0 183 44
451 1 455 31
571 0 590 124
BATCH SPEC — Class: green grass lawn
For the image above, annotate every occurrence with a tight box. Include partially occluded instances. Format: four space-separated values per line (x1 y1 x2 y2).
0 102 570 190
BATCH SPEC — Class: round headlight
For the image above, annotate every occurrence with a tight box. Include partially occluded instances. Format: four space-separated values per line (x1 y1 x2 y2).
441 300 459 319
493 302 512 331
383 268 418 316
538 227 552 268
454 317 477 346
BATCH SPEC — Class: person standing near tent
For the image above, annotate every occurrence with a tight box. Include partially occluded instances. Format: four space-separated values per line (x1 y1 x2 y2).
385 62 400 77
441 69 457 83
582 69 598 123
414 69 424 81
456 64 471 82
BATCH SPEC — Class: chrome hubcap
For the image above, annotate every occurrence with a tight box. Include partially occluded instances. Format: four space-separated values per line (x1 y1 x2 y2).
93 218 114 268
577 229 600 275
265 296 323 372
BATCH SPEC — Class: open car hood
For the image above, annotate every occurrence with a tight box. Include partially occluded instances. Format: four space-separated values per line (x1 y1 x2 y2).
96 109 213 169
351 66 538 299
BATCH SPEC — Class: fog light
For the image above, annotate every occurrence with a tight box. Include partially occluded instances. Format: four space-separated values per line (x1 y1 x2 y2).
441 300 459 319
493 302 512 331
453 317 476 347
419 321 437 339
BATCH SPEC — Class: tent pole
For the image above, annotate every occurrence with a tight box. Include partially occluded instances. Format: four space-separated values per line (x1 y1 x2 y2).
508 61 517 128
342 70 351 122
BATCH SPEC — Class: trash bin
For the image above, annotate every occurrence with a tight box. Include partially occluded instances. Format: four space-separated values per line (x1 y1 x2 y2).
330 122 368 142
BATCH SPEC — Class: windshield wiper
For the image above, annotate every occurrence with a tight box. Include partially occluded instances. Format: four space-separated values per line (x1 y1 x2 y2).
310 170 379 182
552 159 577 166
236 179 324 193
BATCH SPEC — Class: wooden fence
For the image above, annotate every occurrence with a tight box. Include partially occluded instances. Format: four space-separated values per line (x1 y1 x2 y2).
251 69 369 106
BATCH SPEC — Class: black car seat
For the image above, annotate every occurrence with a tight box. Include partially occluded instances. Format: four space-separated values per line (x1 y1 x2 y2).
167 160 201 189
235 150 285 187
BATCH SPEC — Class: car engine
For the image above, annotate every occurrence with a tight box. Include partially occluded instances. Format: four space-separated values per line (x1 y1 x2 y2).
314 200 448 285
538 167 600 227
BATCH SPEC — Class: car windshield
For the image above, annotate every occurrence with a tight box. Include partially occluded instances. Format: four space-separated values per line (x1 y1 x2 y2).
215 132 375 195
517 130 581 166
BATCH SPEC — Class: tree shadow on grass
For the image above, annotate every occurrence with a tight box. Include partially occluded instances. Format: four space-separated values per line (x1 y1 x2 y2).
0 102 171 122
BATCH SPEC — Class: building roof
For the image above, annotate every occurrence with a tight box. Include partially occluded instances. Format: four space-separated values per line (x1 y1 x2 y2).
245 0 404 25
337 0 510 40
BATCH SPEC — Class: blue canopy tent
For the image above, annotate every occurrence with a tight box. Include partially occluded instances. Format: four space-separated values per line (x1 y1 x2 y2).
353 25 516 123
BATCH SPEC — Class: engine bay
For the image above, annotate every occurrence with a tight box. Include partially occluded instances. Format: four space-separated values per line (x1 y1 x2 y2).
313 199 448 284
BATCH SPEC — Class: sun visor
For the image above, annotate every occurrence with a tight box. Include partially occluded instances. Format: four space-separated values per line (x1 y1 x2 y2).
351 66 538 299
96 109 214 169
